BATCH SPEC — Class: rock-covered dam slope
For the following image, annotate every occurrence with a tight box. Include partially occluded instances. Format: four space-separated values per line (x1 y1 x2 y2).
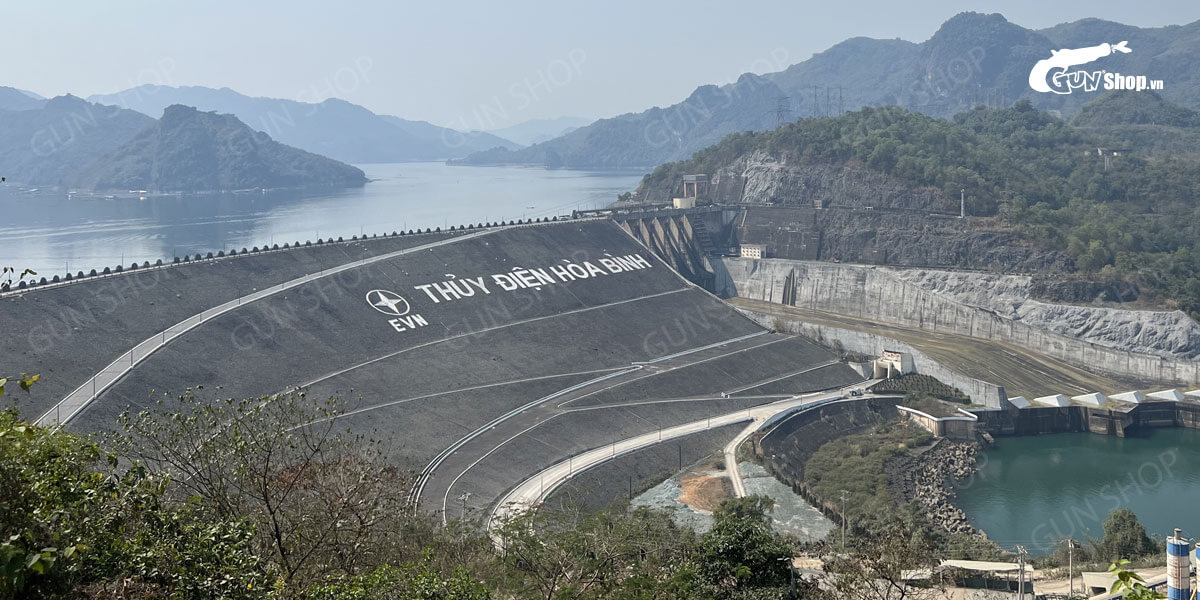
3 220 865 516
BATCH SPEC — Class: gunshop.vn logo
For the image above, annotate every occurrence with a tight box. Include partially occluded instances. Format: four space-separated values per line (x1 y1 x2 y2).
1028 41 1163 94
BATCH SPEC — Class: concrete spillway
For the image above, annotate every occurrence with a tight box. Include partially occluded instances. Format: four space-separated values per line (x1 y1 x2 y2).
2 220 863 517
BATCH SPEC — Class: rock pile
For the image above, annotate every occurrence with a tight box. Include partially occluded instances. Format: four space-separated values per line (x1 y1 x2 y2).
887 440 979 534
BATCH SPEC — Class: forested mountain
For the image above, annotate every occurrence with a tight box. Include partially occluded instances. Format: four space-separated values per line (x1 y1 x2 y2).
636 96 1200 317
454 12 1200 169
88 85 519 163
68 104 366 191
1072 91 1200 156
0 95 154 185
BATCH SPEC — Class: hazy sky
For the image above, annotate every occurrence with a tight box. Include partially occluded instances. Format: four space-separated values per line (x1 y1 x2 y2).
6 1 1200 129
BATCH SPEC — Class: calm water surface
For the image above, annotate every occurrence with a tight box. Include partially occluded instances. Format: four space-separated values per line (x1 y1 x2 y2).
0 162 645 277
954 428 1200 555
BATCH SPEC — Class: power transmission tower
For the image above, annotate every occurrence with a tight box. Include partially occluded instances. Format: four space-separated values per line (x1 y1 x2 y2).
775 96 792 126
1016 546 1028 600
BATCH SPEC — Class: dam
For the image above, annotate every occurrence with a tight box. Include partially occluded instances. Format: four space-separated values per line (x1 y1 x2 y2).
2 218 864 519
5 204 1198 533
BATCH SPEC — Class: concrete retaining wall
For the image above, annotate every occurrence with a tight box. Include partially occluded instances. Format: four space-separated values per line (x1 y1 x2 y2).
738 307 1008 408
714 258 1200 387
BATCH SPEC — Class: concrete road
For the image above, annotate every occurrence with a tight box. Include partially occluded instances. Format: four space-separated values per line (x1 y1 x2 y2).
722 381 877 498
417 330 773 519
490 383 883 533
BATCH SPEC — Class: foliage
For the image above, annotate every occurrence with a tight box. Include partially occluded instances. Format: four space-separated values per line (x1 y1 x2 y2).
308 551 490 600
640 99 1200 318
803 423 932 527
496 504 705 600
0 410 268 599
823 514 947 600
110 389 414 587
0 390 983 599
1108 559 1166 600
697 496 792 590
1094 509 1155 563
871 375 968 404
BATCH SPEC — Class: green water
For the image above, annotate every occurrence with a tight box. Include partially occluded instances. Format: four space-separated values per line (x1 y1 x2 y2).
954 428 1200 555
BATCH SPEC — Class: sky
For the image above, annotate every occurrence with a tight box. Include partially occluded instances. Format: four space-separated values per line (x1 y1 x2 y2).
6 0 1200 129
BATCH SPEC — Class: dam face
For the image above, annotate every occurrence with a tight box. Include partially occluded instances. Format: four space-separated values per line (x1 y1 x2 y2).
3 220 863 517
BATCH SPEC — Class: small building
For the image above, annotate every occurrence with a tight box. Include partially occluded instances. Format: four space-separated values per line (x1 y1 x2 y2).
672 196 697 210
739 244 765 259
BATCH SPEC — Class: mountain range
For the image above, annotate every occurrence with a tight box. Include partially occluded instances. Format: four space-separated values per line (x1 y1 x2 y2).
0 94 154 186
87 85 518 163
484 116 593 146
69 104 365 191
453 12 1200 169
0 94 364 191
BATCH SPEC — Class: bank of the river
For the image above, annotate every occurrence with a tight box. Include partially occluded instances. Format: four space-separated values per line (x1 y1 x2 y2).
954 427 1200 555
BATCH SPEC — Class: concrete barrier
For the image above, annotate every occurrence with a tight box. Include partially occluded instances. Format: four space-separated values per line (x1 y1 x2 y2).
736 307 1008 408
714 257 1200 388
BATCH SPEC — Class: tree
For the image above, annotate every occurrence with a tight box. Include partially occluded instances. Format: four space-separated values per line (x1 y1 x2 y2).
496 504 700 600
0 410 267 599
308 550 490 600
697 496 792 590
1095 509 1155 562
824 516 946 600
111 389 414 587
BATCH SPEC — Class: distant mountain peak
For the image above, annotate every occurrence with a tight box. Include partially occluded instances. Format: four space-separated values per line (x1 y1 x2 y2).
69 104 365 192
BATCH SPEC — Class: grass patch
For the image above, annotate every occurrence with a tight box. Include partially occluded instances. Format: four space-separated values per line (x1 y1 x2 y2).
901 392 967 418
803 422 933 523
